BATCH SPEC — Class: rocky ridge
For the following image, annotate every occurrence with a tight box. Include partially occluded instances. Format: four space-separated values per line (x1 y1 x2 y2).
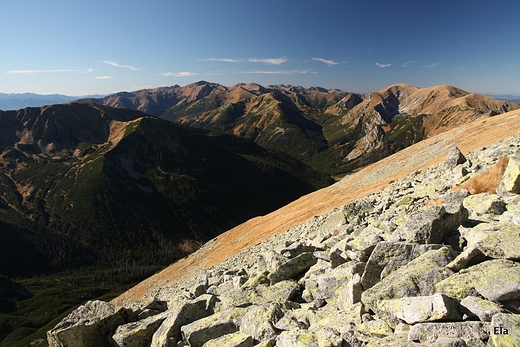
48 133 520 346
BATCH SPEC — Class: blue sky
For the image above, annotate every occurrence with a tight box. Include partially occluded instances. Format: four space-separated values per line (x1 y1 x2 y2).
1 0 519 95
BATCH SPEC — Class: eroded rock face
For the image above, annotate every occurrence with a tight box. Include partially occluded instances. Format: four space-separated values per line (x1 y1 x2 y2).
47 134 520 346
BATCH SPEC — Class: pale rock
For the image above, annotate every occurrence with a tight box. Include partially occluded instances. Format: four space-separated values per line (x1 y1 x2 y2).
361 247 456 310
376 293 461 324
444 147 467 168
47 300 133 347
111 311 168 347
239 304 283 342
437 259 520 301
498 154 520 194
489 313 520 347
463 193 506 215
201 332 253 347
150 295 215 347
267 252 317 283
360 242 445 290
460 296 503 322
180 308 247 347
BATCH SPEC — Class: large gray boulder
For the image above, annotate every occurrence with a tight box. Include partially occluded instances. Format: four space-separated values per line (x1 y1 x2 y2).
437 259 520 301
460 296 504 322
150 295 215 347
111 311 168 347
267 252 317 283
180 308 247 347
361 247 456 311
239 304 284 342
360 242 444 290
47 300 132 347
399 205 468 244
377 293 461 324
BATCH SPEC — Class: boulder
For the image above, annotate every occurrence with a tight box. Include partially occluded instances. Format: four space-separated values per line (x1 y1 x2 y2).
111 311 168 347
267 252 317 283
180 308 247 347
399 205 467 244
408 321 490 345
447 223 520 271
202 332 253 347
444 147 467 169
239 304 284 342
437 259 520 301
498 154 520 194
360 242 444 290
150 295 215 347
361 247 456 310
377 293 461 324
275 329 343 347
463 193 506 216
460 296 503 322
489 313 520 346
47 300 132 347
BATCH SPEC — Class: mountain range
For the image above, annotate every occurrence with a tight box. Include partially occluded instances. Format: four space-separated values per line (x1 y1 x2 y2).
81 82 520 175
1 82 519 345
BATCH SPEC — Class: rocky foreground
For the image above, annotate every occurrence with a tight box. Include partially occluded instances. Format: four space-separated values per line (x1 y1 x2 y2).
47 134 520 346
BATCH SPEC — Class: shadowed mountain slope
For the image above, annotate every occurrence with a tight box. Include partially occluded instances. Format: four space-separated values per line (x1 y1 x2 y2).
81 82 520 176
0 103 332 277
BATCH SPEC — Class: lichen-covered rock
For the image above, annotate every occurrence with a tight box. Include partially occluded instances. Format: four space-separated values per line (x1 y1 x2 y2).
360 242 444 290
408 321 490 344
150 295 215 347
111 311 168 347
460 296 503 322
276 328 343 347
267 252 317 283
361 247 456 310
399 205 467 244
463 193 506 215
47 300 133 347
447 223 520 271
377 294 461 324
498 154 520 194
437 259 520 301
239 304 284 342
202 332 253 347
180 308 247 347
489 313 520 347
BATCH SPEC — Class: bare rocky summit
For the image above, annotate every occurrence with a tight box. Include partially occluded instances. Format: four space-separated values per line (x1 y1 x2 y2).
47 111 520 346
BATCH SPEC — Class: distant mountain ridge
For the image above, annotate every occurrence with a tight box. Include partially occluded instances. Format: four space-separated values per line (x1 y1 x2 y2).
0 93 105 111
81 82 520 175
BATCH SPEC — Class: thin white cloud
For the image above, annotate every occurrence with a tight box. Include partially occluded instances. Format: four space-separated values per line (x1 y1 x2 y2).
160 71 198 77
312 58 338 66
198 57 287 65
375 63 391 68
6 68 93 74
95 75 115 79
401 61 415 67
198 58 245 63
247 57 287 65
238 70 312 75
424 62 440 69
103 60 140 71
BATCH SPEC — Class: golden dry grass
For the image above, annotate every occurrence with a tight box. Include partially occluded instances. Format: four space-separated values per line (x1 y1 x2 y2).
453 156 509 194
